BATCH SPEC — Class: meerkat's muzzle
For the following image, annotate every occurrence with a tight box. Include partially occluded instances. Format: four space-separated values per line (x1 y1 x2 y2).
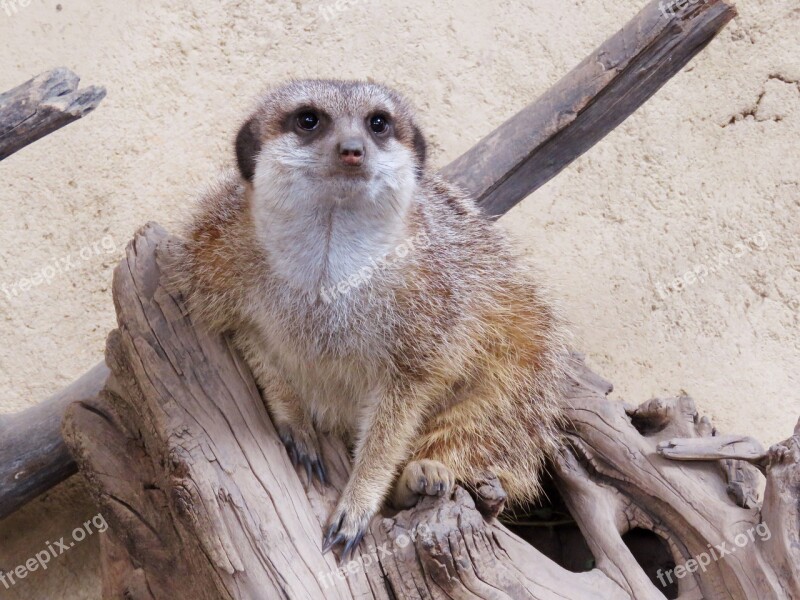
338 138 365 167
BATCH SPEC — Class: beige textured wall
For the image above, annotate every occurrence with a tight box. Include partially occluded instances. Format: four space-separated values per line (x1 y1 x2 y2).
0 0 798 597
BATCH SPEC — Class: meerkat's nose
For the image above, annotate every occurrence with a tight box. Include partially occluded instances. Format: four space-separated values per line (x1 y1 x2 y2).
338 138 365 167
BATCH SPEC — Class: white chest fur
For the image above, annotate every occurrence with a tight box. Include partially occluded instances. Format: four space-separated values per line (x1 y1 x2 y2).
245 149 418 431
251 166 415 299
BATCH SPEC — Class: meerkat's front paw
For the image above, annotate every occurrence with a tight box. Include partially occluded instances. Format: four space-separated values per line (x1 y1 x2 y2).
391 459 456 509
278 425 328 487
321 497 374 561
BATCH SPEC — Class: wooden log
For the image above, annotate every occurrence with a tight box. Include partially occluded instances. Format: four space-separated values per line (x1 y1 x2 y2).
0 67 106 161
61 224 800 599
0 361 108 518
61 224 632 599
441 0 737 218
0 67 105 515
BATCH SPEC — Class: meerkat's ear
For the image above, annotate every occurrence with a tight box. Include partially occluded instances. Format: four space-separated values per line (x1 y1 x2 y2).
235 116 261 182
412 125 428 176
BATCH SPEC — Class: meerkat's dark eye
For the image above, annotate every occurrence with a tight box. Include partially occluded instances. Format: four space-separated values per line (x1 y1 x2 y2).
369 114 389 134
296 111 320 131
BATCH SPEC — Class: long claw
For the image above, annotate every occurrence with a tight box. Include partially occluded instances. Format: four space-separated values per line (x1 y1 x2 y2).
280 433 330 486
322 513 345 554
302 456 313 485
341 530 366 562
315 460 328 486
287 441 299 466
322 530 345 555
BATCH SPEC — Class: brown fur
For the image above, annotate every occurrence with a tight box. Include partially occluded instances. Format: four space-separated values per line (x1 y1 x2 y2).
167 80 569 554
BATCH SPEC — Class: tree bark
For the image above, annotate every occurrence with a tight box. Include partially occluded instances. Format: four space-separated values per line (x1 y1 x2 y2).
61 223 800 599
0 67 106 161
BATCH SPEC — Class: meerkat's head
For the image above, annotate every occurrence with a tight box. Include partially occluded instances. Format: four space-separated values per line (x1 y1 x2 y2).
235 80 427 217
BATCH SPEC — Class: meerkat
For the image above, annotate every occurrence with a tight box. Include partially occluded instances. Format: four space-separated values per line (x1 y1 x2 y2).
168 79 569 559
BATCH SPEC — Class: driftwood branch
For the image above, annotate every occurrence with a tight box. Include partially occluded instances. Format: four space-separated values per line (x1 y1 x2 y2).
0 67 106 161
658 434 770 466
0 361 108 518
442 0 737 218
557 393 799 599
0 66 107 517
61 223 800 599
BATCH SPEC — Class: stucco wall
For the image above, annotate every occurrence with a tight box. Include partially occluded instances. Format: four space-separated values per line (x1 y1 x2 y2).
0 0 797 597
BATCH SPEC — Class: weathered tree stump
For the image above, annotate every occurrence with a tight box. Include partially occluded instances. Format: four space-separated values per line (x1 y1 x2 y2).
61 223 799 599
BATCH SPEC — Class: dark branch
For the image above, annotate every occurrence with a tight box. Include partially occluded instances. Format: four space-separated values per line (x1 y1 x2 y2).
0 67 106 161
440 0 737 218
0 361 108 518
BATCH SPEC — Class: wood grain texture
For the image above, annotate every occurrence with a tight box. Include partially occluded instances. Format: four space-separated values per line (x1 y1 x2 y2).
61 226 800 598
0 67 106 161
